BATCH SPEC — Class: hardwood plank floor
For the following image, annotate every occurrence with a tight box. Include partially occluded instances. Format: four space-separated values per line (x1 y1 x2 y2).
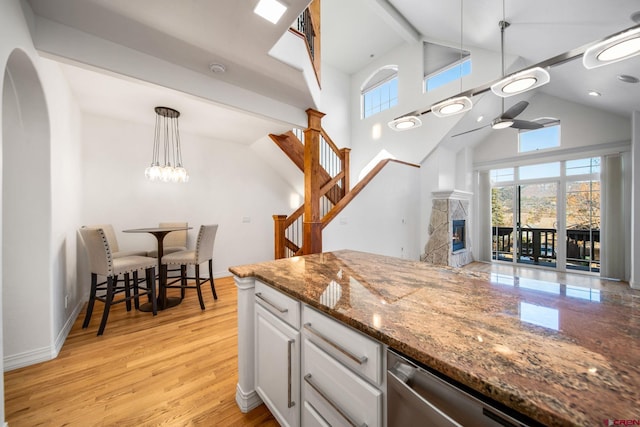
4 276 278 427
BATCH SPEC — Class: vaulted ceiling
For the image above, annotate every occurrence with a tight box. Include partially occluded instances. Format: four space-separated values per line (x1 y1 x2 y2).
25 0 640 139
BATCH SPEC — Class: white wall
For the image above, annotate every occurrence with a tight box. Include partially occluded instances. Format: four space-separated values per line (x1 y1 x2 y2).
348 40 509 179
631 111 640 289
473 93 631 165
39 58 84 353
318 63 352 150
81 113 297 279
323 161 421 260
0 0 54 419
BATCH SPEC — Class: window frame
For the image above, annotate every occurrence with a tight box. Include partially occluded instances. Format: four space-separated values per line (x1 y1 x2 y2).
424 56 471 93
360 65 399 119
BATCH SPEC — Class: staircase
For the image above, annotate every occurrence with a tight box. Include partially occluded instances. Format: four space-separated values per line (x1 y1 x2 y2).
271 109 351 258
271 109 419 259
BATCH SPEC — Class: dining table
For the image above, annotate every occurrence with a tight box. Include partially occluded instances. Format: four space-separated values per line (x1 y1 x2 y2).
123 225 192 311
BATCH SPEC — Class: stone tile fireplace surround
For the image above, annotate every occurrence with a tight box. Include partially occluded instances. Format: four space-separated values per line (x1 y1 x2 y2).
422 190 474 267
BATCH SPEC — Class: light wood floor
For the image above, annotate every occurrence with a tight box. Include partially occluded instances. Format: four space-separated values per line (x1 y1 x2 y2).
4 276 278 427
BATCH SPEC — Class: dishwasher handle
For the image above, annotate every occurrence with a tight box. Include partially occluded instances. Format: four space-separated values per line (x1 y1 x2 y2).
387 369 464 427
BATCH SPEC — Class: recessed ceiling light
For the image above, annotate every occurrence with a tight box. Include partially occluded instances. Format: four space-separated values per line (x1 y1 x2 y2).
476 115 484 123
587 90 601 97
617 74 639 83
254 0 287 24
209 63 226 73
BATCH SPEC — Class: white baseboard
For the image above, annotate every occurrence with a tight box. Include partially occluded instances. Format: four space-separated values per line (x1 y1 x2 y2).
3 299 83 372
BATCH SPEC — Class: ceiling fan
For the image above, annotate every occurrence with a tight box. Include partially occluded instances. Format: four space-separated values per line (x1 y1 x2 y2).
451 99 543 137
452 20 544 137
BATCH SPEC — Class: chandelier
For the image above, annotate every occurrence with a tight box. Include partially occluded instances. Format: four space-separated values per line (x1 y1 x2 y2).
144 106 189 183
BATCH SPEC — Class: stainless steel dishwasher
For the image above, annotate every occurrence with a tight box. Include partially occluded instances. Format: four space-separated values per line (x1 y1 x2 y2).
387 349 534 427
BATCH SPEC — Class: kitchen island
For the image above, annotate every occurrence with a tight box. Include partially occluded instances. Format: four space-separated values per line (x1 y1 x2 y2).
229 250 640 426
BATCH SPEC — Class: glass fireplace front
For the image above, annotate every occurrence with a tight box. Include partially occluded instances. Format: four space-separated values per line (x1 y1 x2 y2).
453 220 465 251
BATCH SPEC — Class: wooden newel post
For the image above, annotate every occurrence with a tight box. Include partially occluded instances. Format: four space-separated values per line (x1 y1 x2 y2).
273 215 287 259
303 109 325 255
341 147 351 194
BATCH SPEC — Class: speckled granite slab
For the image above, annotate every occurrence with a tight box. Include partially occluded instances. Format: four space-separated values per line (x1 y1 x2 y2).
229 250 640 427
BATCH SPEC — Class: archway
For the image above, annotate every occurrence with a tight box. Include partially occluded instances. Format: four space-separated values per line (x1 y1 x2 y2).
2 49 52 370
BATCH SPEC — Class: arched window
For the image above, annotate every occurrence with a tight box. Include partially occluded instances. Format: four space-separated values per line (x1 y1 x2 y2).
361 65 398 119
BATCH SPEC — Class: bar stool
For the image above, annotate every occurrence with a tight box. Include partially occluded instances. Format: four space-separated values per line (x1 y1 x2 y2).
161 224 218 310
79 227 158 335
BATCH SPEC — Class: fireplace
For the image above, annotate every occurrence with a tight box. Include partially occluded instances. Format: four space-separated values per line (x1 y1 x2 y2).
452 220 465 251
422 190 474 267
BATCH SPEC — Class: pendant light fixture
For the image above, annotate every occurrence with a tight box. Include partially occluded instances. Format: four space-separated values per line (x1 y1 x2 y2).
583 26 640 69
431 0 473 117
388 115 422 130
490 6 550 98
144 106 189 183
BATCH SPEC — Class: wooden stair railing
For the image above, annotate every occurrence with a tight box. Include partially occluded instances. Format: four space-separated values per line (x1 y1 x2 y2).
290 0 321 87
321 159 419 228
272 108 355 259
269 129 347 206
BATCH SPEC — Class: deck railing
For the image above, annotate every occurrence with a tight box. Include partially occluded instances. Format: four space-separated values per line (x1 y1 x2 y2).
492 226 600 271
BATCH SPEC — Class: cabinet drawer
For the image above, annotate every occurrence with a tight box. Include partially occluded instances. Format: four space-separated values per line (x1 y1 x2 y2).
255 280 300 329
302 401 331 427
303 305 383 385
303 339 383 427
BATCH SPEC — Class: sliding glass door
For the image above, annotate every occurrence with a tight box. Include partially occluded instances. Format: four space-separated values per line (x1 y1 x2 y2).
489 158 601 273
517 182 558 268
565 158 601 272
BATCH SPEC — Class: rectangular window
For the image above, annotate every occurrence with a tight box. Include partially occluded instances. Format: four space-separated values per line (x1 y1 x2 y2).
490 168 514 184
362 77 398 119
566 157 601 176
519 125 560 153
426 58 471 92
519 162 560 180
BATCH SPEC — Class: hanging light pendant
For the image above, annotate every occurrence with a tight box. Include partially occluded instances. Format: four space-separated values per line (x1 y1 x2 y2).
431 96 473 117
432 0 473 118
145 106 189 183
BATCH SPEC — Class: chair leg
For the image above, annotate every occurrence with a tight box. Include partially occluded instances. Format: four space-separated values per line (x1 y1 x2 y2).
209 259 217 300
147 267 157 315
97 276 116 336
180 265 187 299
132 270 140 310
124 273 132 312
83 273 98 329
195 264 205 310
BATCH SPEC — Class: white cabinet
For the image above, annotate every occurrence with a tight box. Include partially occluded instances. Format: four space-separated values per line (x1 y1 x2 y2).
255 285 300 426
253 282 386 427
302 306 385 427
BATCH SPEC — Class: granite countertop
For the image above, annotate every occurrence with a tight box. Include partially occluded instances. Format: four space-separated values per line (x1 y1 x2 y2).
229 250 640 427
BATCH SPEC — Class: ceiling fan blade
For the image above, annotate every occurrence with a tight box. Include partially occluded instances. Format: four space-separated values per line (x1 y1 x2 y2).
511 119 544 130
501 101 529 120
451 125 490 137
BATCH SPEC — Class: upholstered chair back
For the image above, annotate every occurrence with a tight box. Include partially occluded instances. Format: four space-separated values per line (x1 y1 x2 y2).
86 224 120 253
79 227 114 277
160 222 188 247
195 224 218 265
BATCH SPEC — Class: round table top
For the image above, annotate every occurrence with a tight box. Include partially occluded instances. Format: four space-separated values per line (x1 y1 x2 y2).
123 226 191 233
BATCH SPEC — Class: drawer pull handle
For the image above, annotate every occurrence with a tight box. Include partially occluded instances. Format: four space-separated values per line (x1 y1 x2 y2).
255 292 288 313
304 374 367 427
304 323 368 365
287 339 295 408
